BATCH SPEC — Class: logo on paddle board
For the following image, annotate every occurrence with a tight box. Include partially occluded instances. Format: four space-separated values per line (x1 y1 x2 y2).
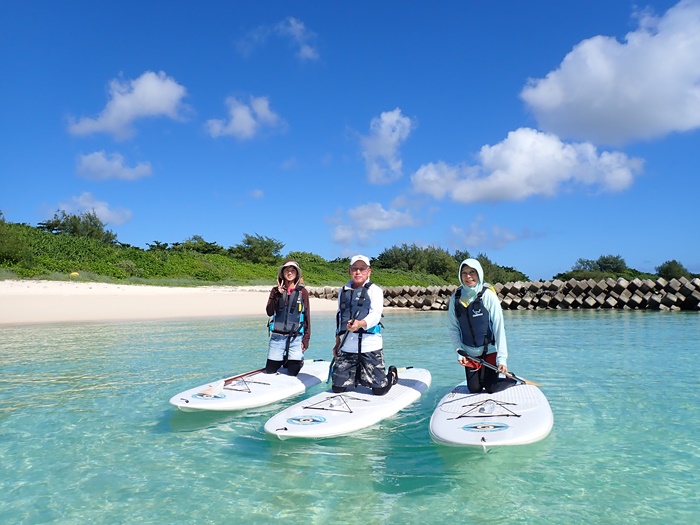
462 422 509 432
287 415 327 425
193 393 226 400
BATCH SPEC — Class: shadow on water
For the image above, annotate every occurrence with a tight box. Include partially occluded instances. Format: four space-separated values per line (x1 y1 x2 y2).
160 400 293 433
160 408 240 433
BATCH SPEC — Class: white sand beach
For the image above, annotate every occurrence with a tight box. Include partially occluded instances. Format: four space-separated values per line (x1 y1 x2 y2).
0 280 338 326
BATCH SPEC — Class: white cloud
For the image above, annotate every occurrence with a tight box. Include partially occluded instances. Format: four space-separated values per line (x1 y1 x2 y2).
521 0 700 144
276 17 319 61
411 128 643 203
451 217 533 251
58 192 132 226
360 108 414 184
251 189 264 198
236 26 270 57
349 202 415 231
76 151 152 181
237 17 319 61
67 71 188 140
332 202 415 244
206 95 283 140
332 224 358 245
412 161 471 199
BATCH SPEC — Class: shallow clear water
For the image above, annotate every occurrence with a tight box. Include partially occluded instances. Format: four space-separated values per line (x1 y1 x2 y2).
1 310 698 524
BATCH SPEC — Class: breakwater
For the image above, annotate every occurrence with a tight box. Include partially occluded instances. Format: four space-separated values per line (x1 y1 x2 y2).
307 276 700 311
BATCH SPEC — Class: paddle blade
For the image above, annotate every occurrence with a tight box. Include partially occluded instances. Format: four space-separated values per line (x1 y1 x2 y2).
509 373 541 387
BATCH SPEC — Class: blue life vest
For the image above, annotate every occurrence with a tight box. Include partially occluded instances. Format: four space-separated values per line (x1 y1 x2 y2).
453 287 494 353
337 282 381 335
270 286 305 335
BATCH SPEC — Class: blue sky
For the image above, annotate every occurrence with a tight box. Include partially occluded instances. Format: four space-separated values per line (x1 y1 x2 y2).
2 0 698 280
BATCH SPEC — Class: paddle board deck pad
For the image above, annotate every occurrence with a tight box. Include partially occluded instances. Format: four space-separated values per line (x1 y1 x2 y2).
169 360 331 412
429 383 553 448
264 367 431 439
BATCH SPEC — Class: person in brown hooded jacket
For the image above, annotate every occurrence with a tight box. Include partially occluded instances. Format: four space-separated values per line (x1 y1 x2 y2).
264 260 310 376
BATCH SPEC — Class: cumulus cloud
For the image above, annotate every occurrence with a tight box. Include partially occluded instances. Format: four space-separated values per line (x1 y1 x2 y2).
237 17 319 61
58 192 132 225
67 71 188 140
411 128 643 203
521 0 700 144
76 151 152 181
206 95 283 140
360 108 414 184
332 202 415 244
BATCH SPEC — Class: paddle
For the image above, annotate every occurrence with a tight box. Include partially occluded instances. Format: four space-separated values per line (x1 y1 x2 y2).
456 349 540 386
224 367 266 384
327 313 357 383
197 367 266 396
326 357 335 383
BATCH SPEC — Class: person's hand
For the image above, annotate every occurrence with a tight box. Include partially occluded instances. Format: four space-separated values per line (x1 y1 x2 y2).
302 343 308 352
277 284 285 294
457 351 481 370
498 364 508 375
346 319 365 332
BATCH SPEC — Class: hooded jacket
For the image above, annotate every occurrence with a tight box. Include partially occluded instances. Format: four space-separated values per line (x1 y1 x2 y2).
447 258 508 367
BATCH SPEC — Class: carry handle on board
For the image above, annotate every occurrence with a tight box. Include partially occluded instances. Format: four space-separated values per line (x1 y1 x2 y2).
456 349 541 386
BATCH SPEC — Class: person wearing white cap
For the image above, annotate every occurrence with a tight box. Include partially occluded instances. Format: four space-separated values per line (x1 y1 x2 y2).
330 255 398 395
264 259 310 376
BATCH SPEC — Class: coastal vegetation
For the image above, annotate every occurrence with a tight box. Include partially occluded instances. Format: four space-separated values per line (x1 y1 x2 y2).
0 210 695 286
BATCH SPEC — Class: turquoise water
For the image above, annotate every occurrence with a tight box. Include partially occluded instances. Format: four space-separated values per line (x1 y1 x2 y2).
1 310 698 524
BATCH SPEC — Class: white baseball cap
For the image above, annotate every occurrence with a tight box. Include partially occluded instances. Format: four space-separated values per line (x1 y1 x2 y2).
349 255 370 266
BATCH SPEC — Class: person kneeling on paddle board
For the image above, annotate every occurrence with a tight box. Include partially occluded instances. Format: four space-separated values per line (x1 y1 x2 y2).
331 255 398 396
448 258 515 394
265 260 310 376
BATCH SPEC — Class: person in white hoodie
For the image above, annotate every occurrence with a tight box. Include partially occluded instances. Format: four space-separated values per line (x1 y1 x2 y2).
448 258 514 393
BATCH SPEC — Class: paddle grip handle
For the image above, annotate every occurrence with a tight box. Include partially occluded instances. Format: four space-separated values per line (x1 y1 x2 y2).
457 349 497 372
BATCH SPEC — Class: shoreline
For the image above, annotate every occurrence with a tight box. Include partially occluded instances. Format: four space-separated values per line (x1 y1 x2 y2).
0 279 339 326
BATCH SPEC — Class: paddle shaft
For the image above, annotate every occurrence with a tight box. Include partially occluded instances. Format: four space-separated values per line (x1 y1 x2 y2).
327 312 357 382
223 367 265 386
456 350 539 386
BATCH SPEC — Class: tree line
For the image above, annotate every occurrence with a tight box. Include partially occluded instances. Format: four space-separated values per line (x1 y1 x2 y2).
0 210 696 283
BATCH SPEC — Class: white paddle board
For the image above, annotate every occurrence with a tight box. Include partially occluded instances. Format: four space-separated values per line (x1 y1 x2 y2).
264 367 431 439
169 360 331 412
429 382 553 449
